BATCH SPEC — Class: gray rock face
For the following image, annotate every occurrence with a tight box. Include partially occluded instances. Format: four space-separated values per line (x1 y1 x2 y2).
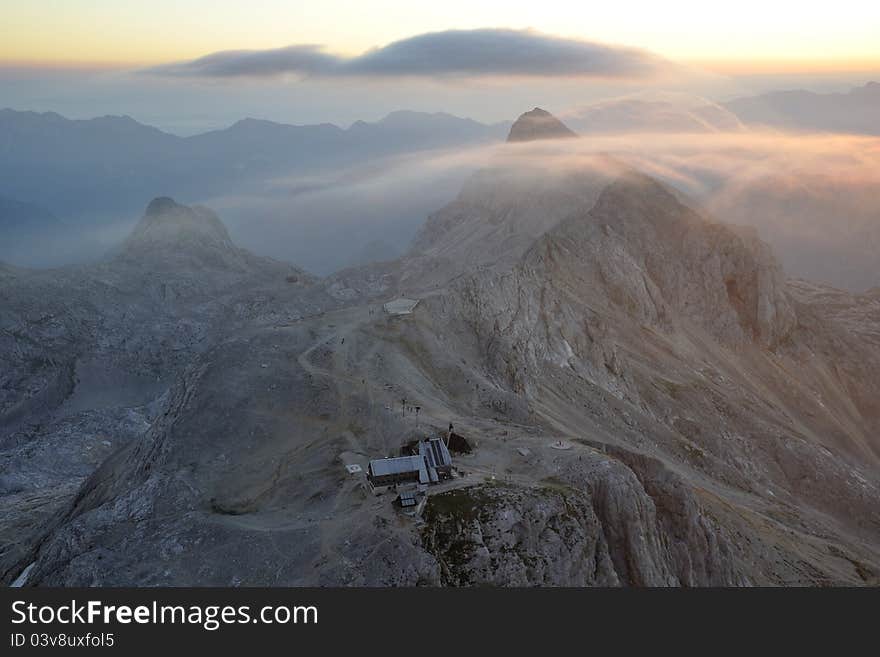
530 173 795 348
119 197 257 272
506 108 578 143
410 168 879 585
422 484 621 586
406 157 618 288
0 198 329 581
424 171 797 403
128 197 235 248
421 447 744 587
3 164 879 588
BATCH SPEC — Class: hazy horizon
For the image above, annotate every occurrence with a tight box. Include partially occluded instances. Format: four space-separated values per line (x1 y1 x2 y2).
2 6 879 286
2 67 878 136
3 4 879 134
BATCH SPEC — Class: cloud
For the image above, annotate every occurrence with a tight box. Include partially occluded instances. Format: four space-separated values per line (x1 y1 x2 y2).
210 131 880 287
148 45 338 78
146 29 669 80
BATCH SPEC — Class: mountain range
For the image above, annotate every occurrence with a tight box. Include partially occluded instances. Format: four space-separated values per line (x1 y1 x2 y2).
2 81 879 285
724 81 880 135
2 80 876 224
0 108 508 223
2 109 878 587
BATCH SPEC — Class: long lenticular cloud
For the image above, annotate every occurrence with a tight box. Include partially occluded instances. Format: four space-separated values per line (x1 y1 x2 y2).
145 29 670 79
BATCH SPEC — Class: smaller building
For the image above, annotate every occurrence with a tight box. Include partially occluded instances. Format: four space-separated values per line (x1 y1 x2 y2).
383 297 420 315
397 491 418 508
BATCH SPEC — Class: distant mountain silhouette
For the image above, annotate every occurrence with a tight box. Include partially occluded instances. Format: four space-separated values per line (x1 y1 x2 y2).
0 108 508 225
724 81 880 134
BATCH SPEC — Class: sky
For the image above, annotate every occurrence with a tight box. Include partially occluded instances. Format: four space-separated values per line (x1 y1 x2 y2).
2 1 879 132
4 0 880 69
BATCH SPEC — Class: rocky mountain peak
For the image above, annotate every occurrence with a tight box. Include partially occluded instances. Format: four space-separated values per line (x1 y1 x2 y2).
560 173 796 347
507 107 578 142
144 196 179 216
118 197 244 270
414 163 795 349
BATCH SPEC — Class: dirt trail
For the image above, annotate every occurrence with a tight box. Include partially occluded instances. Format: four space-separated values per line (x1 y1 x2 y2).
294 301 455 439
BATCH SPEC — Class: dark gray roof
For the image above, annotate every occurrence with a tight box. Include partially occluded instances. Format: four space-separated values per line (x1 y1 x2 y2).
419 438 452 470
369 455 429 484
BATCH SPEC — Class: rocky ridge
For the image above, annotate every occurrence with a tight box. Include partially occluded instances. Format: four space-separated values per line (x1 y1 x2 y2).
2 130 879 586
506 107 578 143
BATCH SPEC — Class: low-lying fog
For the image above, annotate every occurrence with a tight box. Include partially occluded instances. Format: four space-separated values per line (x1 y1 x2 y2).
2 121 879 292
214 131 880 291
